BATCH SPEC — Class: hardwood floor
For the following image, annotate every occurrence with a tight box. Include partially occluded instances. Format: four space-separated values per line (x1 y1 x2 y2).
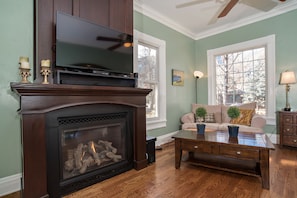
64 142 297 198
2 142 297 198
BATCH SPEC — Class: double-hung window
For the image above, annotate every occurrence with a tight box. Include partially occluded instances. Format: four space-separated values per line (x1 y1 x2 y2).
134 30 166 130
207 35 276 124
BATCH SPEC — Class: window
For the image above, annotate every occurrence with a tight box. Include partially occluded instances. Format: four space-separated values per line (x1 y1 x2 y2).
207 35 276 124
215 47 266 115
134 30 166 130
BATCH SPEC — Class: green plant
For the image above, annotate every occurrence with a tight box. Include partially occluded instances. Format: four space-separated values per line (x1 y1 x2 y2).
227 106 240 120
196 107 207 119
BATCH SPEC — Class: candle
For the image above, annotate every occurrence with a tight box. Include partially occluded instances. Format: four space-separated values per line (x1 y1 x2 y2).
20 61 30 69
19 56 29 63
41 59 51 67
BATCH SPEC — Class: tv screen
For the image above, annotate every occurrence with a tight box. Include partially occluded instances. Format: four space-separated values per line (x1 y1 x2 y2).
56 12 133 75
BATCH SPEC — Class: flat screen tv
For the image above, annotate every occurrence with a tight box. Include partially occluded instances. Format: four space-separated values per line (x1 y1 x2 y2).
55 12 133 75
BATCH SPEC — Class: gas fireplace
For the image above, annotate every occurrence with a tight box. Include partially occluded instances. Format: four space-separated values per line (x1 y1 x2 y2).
11 83 151 198
46 105 134 197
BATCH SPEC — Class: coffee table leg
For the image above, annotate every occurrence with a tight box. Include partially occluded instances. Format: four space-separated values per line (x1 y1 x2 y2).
175 139 182 169
260 149 270 189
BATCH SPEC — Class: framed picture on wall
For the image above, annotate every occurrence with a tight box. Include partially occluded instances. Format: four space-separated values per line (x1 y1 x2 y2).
172 69 184 86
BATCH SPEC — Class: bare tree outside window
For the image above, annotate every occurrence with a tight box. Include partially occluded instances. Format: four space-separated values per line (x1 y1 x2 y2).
137 43 159 119
215 47 266 115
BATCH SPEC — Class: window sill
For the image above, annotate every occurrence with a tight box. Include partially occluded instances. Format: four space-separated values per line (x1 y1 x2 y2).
146 119 167 131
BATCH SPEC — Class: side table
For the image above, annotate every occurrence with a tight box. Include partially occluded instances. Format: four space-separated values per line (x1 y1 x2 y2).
278 111 297 148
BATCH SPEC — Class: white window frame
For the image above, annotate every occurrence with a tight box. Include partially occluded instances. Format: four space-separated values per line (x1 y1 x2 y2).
207 35 276 125
134 30 167 130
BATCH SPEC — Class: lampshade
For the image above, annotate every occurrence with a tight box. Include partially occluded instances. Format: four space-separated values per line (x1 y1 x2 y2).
194 71 204 79
280 71 296 84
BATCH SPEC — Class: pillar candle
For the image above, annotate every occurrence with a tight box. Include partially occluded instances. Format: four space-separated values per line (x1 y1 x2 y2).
20 61 30 69
19 56 29 63
41 59 51 67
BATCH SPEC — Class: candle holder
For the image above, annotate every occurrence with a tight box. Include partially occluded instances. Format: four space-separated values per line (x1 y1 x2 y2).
19 67 31 83
40 66 51 84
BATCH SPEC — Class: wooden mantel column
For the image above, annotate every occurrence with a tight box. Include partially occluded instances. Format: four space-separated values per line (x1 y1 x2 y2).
11 82 151 198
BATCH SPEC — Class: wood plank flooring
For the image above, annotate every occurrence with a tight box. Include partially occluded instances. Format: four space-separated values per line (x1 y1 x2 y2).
2 142 297 198
64 142 297 198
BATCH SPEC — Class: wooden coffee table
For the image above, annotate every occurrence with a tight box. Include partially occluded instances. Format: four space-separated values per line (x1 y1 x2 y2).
172 130 275 189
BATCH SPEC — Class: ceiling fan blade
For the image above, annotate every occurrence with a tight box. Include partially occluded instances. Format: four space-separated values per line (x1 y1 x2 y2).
176 0 212 9
240 0 278 12
108 43 122 51
208 2 228 25
218 0 239 18
96 36 122 42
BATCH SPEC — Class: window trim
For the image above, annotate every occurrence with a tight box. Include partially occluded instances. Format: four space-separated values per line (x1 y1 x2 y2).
207 35 276 125
134 30 167 130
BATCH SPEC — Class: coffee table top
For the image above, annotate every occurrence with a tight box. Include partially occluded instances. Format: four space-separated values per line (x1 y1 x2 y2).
173 130 275 150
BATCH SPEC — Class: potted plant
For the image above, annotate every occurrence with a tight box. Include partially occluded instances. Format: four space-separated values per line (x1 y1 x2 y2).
227 106 240 137
195 107 207 134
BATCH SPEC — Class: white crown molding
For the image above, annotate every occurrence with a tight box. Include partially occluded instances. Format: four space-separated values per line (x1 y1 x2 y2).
134 0 297 40
134 1 196 39
195 1 297 40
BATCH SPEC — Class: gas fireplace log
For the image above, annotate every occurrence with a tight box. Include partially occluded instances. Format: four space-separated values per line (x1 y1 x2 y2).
74 143 84 169
79 156 94 174
64 149 75 171
64 139 122 175
88 141 101 166
98 140 117 153
106 152 122 162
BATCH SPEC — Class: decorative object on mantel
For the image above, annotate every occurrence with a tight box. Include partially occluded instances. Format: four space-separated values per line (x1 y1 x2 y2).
227 106 240 137
40 59 51 84
19 56 31 83
279 70 296 111
193 70 204 102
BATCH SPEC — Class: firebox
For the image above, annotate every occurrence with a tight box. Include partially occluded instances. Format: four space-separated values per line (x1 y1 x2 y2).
45 104 134 197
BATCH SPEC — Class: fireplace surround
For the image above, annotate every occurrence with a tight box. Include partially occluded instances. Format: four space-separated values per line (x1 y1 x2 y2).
11 83 151 198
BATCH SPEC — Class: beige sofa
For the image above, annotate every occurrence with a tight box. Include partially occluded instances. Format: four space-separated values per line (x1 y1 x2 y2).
181 102 266 133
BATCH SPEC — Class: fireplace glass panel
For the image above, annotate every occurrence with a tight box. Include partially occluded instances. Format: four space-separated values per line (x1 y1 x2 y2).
59 114 127 180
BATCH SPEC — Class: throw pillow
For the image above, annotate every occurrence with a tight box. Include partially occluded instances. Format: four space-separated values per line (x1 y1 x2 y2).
230 109 255 126
204 113 215 123
195 116 204 123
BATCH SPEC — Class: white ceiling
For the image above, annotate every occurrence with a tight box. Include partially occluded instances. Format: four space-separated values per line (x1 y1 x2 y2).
134 0 297 39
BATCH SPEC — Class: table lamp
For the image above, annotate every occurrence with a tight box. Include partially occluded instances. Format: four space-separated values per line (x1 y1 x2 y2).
280 70 296 111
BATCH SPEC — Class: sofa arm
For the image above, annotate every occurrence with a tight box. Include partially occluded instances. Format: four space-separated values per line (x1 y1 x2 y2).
181 112 195 124
251 115 266 128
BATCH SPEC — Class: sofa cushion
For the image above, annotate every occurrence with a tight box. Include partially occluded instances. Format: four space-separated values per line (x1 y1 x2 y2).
192 104 222 123
221 105 231 123
230 109 255 126
204 113 215 123
222 102 257 123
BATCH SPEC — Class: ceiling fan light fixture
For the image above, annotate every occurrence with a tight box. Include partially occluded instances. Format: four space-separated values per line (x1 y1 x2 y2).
123 42 132 48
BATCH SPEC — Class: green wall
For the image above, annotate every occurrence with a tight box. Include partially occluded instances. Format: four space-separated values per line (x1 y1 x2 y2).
134 11 196 138
0 0 33 178
195 9 297 133
1 0 296 181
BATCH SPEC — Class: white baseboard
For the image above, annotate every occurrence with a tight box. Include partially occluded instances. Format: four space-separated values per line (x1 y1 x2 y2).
155 131 179 147
0 173 22 196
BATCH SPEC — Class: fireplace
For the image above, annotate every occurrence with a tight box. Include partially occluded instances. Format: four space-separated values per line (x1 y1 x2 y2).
10 83 151 198
46 104 134 197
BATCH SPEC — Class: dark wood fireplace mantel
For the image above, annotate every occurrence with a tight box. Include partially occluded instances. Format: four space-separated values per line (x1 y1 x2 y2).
11 82 151 198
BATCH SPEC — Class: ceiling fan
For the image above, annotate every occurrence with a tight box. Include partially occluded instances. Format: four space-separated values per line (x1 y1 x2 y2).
96 33 133 51
176 0 286 24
